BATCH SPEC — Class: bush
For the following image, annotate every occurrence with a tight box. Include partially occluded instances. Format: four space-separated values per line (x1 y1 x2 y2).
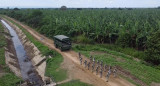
154 65 160 70
27 10 43 28
73 35 94 44
56 24 71 36
116 32 132 47
145 30 160 65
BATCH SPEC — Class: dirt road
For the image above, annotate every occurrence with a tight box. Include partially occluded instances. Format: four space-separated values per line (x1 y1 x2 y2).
5 16 135 86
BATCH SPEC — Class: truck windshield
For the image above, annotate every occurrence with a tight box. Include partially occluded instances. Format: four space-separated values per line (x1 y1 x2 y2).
63 39 71 45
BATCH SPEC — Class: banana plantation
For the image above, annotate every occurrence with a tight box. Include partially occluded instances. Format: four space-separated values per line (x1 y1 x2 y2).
1 8 160 65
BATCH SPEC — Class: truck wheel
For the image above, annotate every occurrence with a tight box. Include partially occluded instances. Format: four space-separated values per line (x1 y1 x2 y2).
60 47 63 51
55 44 58 48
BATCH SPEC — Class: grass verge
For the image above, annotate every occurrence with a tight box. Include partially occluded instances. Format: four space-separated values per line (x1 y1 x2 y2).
72 44 160 85
58 80 92 86
0 21 22 86
98 44 145 60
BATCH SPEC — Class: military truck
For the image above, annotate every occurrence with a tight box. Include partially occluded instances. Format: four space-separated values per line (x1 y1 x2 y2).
53 35 71 51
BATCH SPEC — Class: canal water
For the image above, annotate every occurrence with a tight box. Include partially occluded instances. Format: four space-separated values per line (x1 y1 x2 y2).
1 20 43 85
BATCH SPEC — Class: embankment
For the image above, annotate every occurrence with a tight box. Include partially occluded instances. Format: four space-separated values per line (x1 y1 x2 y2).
3 24 22 78
0 19 22 85
2 18 48 82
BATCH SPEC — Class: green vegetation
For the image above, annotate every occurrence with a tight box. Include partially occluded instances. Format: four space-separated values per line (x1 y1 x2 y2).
59 80 92 86
95 44 145 60
0 73 22 86
72 44 160 85
72 35 94 44
145 30 160 65
46 54 67 82
0 24 6 66
3 16 91 85
0 8 160 65
0 21 22 86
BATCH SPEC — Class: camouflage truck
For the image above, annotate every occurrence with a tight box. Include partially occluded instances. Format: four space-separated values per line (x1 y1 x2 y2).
53 35 71 51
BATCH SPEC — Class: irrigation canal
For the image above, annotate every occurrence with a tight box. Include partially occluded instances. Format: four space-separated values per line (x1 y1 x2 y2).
1 20 43 86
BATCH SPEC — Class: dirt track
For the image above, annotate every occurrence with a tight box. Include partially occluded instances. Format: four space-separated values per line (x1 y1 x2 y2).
5 17 135 86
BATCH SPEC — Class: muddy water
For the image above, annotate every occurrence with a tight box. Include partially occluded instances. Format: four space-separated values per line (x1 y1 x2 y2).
1 20 43 85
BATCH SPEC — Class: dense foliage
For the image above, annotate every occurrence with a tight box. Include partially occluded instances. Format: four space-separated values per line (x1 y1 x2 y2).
145 30 160 65
0 8 160 65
